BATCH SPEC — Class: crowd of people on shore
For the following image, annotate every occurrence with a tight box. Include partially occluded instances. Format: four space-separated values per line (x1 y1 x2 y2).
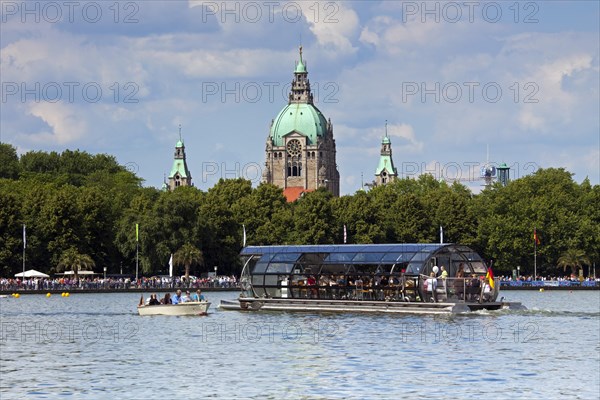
499 275 599 287
0 275 239 291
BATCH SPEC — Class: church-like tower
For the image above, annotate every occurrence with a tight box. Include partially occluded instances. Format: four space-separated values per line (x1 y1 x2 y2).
374 122 397 186
262 47 340 200
168 127 192 190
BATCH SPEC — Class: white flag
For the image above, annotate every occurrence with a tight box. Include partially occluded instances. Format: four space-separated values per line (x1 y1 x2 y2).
242 224 247 247
23 224 26 249
343 225 347 244
169 254 173 277
440 225 443 244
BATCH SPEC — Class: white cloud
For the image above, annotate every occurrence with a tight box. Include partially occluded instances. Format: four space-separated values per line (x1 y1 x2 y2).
386 123 424 154
300 1 359 56
27 102 87 144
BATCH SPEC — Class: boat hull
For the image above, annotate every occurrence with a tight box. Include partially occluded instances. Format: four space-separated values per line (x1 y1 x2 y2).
218 298 525 314
137 301 210 316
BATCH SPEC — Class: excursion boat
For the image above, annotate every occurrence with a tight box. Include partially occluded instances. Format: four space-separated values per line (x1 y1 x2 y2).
219 244 525 314
137 301 211 316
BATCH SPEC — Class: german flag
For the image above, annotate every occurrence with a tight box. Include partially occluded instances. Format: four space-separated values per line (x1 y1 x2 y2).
533 228 541 245
486 267 495 290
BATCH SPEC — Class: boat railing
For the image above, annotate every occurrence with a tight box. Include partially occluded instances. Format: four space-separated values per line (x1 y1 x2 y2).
418 275 499 303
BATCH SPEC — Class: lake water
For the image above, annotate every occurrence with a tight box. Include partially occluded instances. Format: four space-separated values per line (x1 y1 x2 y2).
1 290 599 399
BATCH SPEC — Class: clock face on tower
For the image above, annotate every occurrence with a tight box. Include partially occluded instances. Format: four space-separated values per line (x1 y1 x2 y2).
286 139 302 156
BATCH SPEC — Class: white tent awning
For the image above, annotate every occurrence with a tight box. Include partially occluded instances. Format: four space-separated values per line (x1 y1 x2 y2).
15 269 50 278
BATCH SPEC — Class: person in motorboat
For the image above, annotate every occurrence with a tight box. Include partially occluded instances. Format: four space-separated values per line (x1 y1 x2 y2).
183 291 192 302
192 289 205 302
161 293 172 304
172 290 184 304
148 294 160 306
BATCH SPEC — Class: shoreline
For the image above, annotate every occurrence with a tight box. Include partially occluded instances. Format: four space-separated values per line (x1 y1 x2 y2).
500 285 599 291
1 286 598 295
0 287 240 295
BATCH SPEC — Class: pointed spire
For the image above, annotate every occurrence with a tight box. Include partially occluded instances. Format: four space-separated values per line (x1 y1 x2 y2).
290 46 311 103
295 45 307 74
179 124 182 142
382 120 391 145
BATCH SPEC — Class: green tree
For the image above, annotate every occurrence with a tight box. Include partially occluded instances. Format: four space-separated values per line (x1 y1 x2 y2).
0 143 20 179
290 189 336 244
238 183 291 245
557 249 590 276
173 243 204 280
56 248 95 281
0 187 22 276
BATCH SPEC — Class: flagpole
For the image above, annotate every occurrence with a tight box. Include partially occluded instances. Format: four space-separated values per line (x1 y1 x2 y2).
534 227 537 280
135 223 139 282
22 224 26 283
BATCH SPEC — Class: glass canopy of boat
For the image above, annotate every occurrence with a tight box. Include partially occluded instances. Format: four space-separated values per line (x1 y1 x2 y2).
240 244 490 301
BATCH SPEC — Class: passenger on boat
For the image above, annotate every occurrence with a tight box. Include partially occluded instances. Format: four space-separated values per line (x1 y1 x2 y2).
482 280 492 302
439 266 448 279
148 294 160 305
172 289 183 304
455 264 466 299
161 293 172 304
192 289 205 301
467 274 480 301
183 291 192 302
425 272 438 302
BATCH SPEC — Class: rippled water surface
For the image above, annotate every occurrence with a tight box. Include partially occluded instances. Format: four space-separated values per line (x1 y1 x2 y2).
1 290 599 399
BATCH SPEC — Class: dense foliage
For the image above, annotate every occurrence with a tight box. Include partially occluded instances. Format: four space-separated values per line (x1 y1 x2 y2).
0 143 597 278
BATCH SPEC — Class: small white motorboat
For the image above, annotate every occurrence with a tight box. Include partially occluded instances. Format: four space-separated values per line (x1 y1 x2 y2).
137 301 211 316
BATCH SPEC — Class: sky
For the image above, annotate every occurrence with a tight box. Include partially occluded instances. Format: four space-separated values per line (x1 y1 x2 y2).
1 0 599 194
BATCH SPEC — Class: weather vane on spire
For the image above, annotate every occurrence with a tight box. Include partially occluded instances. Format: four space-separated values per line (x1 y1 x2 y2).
385 120 388 138
178 124 182 141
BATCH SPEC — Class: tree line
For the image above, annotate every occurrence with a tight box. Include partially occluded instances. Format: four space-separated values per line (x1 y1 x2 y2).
0 143 598 278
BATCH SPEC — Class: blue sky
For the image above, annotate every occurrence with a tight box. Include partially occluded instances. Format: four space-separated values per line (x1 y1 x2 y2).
1 0 598 194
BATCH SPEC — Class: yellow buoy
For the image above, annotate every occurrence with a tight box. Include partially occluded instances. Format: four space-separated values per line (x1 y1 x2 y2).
46 293 51 297
61 292 65 297
65 292 70 297
539 288 544 292
14 293 20 298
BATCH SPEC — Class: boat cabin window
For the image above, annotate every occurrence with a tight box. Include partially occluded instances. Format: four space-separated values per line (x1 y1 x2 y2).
470 261 487 273
325 253 356 262
253 261 269 274
382 252 412 263
266 263 294 274
352 253 385 263
270 253 301 262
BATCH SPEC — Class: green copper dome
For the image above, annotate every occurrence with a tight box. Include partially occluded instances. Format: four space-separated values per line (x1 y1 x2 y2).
176 140 184 147
270 103 328 146
295 59 306 73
